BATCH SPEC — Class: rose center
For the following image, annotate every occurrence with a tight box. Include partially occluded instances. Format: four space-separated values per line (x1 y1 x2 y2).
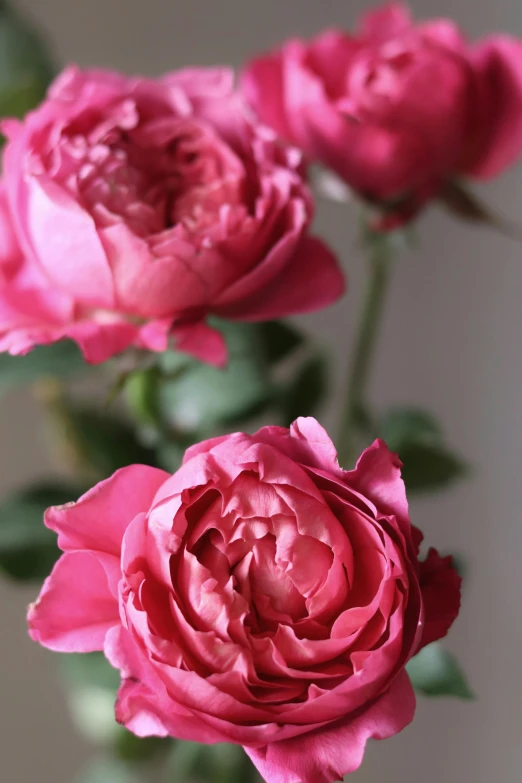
44 103 246 240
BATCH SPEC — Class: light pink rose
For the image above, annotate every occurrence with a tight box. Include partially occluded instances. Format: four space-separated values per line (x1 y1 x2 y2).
0 66 344 364
242 3 522 226
28 418 460 783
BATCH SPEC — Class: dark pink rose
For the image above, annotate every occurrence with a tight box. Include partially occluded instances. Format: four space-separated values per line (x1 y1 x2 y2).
242 3 522 226
28 418 460 783
0 66 344 364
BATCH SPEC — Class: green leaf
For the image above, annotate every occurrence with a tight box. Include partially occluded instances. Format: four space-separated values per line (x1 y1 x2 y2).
124 368 161 429
0 341 86 392
156 440 189 473
281 354 328 426
159 321 272 433
439 180 522 240
61 653 168 760
164 741 206 782
379 407 442 452
60 652 120 692
258 320 304 364
0 482 80 581
407 643 475 699
398 442 467 493
164 742 257 783
0 2 54 120
75 759 139 783
379 407 467 493
62 407 157 477
115 732 168 764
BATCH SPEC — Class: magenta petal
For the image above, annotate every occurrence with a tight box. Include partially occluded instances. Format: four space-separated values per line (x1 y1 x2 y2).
172 320 227 367
419 548 462 648
64 319 139 363
28 551 120 652
241 52 293 141
216 236 345 321
245 671 415 783
347 439 411 541
25 176 114 307
45 464 169 557
467 36 522 177
105 626 230 743
358 4 412 40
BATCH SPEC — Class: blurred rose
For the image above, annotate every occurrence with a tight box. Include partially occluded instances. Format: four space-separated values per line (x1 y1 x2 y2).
0 66 344 364
242 3 522 226
29 417 460 783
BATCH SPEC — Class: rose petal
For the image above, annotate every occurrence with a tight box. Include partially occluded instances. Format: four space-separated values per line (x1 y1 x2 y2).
418 547 461 648
45 464 168 556
28 551 120 652
216 236 345 321
245 670 415 783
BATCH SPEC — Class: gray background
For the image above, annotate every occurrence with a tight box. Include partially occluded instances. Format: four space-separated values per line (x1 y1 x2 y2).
1 0 521 781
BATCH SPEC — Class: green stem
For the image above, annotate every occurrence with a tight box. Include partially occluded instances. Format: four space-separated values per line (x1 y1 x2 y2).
337 233 392 467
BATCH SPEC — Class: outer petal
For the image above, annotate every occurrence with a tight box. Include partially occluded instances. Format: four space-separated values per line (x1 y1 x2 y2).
24 176 114 307
171 320 228 367
466 37 522 177
347 439 411 543
241 52 294 141
358 4 412 41
418 547 461 648
100 224 210 318
105 626 232 743
27 551 120 652
215 236 345 321
253 417 341 476
245 671 416 783
45 465 169 557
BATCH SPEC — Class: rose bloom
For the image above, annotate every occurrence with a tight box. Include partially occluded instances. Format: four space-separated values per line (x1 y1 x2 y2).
28 418 460 783
242 3 522 226
0 67 344 364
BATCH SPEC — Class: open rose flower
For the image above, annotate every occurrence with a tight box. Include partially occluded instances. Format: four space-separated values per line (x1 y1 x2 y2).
0 66 344 365
242 3 522 226
28 418 460 783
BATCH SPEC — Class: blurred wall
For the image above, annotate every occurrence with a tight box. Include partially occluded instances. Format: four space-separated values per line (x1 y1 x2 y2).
1 0 522 781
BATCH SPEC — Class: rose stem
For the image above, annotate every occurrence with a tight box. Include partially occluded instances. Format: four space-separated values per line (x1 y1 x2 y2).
337 228 393 467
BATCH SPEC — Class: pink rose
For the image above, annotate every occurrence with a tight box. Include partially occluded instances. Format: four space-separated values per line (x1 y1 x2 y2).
242 3 522 226
28 418 460 783
0 66 344 364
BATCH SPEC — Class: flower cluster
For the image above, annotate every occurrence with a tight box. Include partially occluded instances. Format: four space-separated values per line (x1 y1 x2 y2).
12 2 518 781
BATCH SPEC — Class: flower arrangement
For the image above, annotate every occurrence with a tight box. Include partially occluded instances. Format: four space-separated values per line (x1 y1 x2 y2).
1 2 520 782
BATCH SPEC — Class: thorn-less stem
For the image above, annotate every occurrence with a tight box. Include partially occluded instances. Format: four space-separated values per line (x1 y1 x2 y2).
337 232 393 467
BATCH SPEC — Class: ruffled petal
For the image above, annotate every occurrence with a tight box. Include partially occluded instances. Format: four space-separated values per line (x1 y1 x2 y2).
28 551 120 652
419 547 461 648
245 670 415 783
45 464 168 556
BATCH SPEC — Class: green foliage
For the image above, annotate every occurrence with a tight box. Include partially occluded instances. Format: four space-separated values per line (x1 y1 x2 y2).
0 481 80 580
124 368 162 429
0 1 55 120
61 406 158 477
379 407 467 492
158 321 272 434
75 759 139 783
165 741 258 783
281 354 328 426
380 408 442 449
407 643 475 699
0 341 86 392
60 652 120 692
61 652 169 762
257 320 304 365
